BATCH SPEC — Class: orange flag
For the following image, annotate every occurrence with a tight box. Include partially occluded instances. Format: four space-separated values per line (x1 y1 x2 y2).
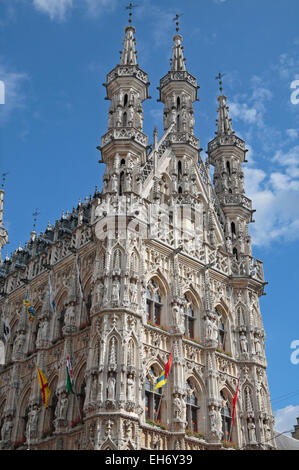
37 367 51 409
232 377 240 425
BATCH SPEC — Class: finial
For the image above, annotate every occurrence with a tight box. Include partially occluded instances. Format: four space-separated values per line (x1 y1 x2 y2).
216 72 225 95
1 172 8 189
173 13 183 33
32 208 40 230
125 2 138 25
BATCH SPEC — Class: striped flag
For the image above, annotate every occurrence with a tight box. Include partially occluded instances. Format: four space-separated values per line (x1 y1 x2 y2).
154 350 173 391
66 356 75 394
49 273 57 314
37 367 51 409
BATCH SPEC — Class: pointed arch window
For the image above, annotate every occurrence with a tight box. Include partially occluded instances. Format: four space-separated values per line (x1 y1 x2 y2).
124 94 128 107
145 366 162 422
78 379 86 420
185 379 200 432
226 161 231 175
220 391 232 442
233 247 238 261
119 171 125 196
177 96 181 110
177 114 181 132
146 280 162 326
122 112 127 127
231 222 236 237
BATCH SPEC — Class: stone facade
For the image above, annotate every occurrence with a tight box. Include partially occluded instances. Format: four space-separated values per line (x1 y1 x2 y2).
0 22 276 451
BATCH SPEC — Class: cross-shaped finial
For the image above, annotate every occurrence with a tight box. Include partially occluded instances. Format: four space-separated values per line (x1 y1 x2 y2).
32 208 40 230
173 13 183 33
216 72 225 95
125 2 138 24
1 172 8 189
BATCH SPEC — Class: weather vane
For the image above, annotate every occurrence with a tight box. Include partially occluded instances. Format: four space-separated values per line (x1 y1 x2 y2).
125 2 138 24
1 172 8 189
173 13 184 33
32 208 40 230
216 72 226 94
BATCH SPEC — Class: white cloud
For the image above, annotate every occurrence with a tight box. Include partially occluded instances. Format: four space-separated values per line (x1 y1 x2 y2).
33 0 73 21
274 404 299 435
245 144 299 246
32 0 118 20
0 61 28 124
286 129 298 140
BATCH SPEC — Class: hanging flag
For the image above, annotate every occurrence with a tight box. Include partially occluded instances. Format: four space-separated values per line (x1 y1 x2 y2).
76 258 85 303
49 272 57 314
154 350 173 391
232 377 240 425
66 355 75 394
37 367 51 409
23 297 36 322
3 318 11 342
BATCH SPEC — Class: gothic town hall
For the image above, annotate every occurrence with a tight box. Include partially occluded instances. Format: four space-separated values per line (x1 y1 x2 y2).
0 19 276 450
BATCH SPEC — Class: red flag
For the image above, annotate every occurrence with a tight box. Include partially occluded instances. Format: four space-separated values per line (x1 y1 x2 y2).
232 377 240 425
164 350 172 380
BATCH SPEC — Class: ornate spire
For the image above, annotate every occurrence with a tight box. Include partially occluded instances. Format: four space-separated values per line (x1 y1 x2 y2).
120 26 137 66
216 95 234 136
170 34 186 72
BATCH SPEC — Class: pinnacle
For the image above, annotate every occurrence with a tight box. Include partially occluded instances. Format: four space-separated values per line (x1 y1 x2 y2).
120 25 137 66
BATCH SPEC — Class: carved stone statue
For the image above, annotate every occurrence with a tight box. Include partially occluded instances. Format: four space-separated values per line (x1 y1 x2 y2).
130 283 137 304
248 419 257 444
173 394 182 420
254 336 262 355
1 416 13 442
111 280 120 304
58 394 69 421
127 374 134 402
13 333 26 358
240 331 248 354
107 374 116 401
27 405 39 439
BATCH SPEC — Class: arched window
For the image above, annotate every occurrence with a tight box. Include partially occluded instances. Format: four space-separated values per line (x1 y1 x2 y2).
177 96 181 110
231 222 236 236
145 366 162 422
120 158 126 166
146 279 162 326
124 94 128 107
58 307 66 339
184 294 195 339
233 247 238 261
122 112 127 127
220 391 232 442
226 161 231 175
178 186 183 194
185 379 200 432
119 171 125 196
49 391 58 432
178 160 182 176
177 114 181 132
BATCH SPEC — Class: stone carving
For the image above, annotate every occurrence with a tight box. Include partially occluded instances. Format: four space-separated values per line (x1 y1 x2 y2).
240 331 248 354
127 374 134 402
107 374 116 401
173 393 183 421
111 280 120 304
1 416 13 442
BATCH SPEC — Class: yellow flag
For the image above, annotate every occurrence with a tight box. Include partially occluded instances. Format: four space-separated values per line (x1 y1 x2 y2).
37 367 50 409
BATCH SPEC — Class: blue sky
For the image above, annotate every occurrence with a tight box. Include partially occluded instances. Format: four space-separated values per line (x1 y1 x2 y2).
0 0 299 435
